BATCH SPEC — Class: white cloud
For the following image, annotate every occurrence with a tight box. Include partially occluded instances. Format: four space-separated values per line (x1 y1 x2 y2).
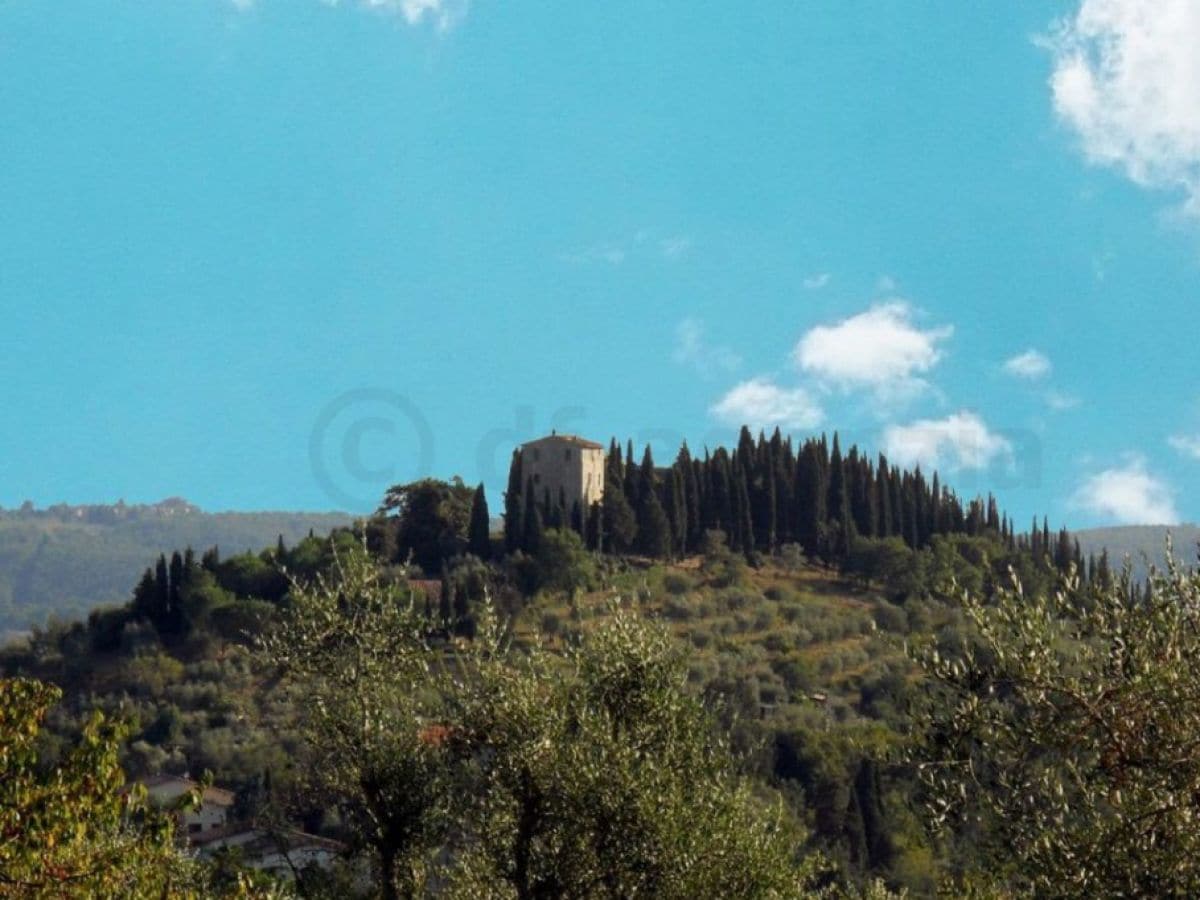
673 318 741 377
710 378 823 430
1003 349 1052 380
803 272 831 290
1071 457 1179 524
883 412 1012 472
1046 0 1200 215
1045 389 1081 411
793 302 952 398
322 0 467 30
1169 433 1200 459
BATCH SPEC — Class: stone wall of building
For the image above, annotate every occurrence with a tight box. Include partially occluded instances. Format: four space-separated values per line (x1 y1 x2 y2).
521 434 605 515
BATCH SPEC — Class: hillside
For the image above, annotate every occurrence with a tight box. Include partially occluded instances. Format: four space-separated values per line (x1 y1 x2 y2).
0 499 351 635
1075 524 1200 579
0 543 940 893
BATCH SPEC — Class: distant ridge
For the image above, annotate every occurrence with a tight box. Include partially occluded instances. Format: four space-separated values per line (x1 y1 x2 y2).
1074 524 1200 580
0 499 352 635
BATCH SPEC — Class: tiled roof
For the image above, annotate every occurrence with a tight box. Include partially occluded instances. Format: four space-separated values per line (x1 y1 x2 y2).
138 774 235 806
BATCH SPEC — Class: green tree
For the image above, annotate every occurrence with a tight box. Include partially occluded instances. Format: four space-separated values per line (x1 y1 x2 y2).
602 484 637 553
533 527 596 595
504 451 524 555
379 477 475 574
636 488 673 560
912 546 1200 896
468 483 492 560
522 480 544 556
260 544 450 900
446 604 827 898
0 678 261 898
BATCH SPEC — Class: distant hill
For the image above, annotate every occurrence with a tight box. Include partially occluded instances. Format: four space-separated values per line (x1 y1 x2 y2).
1074 524 1200 580
0 499 351 635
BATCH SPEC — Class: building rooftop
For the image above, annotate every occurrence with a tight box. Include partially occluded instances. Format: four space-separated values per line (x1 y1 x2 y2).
521 433 604 450
139 774 236 807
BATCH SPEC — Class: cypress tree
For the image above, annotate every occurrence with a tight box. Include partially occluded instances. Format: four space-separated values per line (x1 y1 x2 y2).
733 468 755 553
468 483 491 560
624 439 639 504
1054 527 1073 573
167 550 185 633
875 456 893 538
795 442 826 556
636 487 673 559
665 467 687 555
586 502 603 551
678 443 702 551
504 450 524 554
603 482 637 552
153 554 170 629
131 568 156 622
523 479 544 555
638 445 656 505
827 435 852 559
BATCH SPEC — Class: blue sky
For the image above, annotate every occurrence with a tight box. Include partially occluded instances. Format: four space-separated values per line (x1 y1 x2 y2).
2 0 1198 527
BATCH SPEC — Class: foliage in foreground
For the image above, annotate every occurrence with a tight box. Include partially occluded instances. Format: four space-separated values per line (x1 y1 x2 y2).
0 677 270 898
913 546 1200 897
262 544 856 899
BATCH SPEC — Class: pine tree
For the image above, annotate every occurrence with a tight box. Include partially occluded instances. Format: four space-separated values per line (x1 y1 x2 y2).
468 483 491 560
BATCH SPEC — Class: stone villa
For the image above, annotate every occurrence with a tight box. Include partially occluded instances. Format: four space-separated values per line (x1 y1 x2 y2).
520 432 605 514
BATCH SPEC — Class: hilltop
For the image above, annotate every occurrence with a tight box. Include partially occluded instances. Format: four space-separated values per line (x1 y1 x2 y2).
0 499 351 635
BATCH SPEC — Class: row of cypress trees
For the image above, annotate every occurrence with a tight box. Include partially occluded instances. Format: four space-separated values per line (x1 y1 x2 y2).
500 426 1086 574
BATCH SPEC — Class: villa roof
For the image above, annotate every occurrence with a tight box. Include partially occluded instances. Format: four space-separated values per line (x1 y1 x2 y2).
521 433 604 450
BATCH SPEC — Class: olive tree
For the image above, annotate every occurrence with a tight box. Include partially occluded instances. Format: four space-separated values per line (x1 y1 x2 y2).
259 544 452 900
444 605 823 899
263 541 846 898
911 546 1200 896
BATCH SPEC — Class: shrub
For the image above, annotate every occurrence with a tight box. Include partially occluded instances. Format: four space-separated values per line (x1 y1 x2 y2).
662 572 695 596
873 602 908 634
